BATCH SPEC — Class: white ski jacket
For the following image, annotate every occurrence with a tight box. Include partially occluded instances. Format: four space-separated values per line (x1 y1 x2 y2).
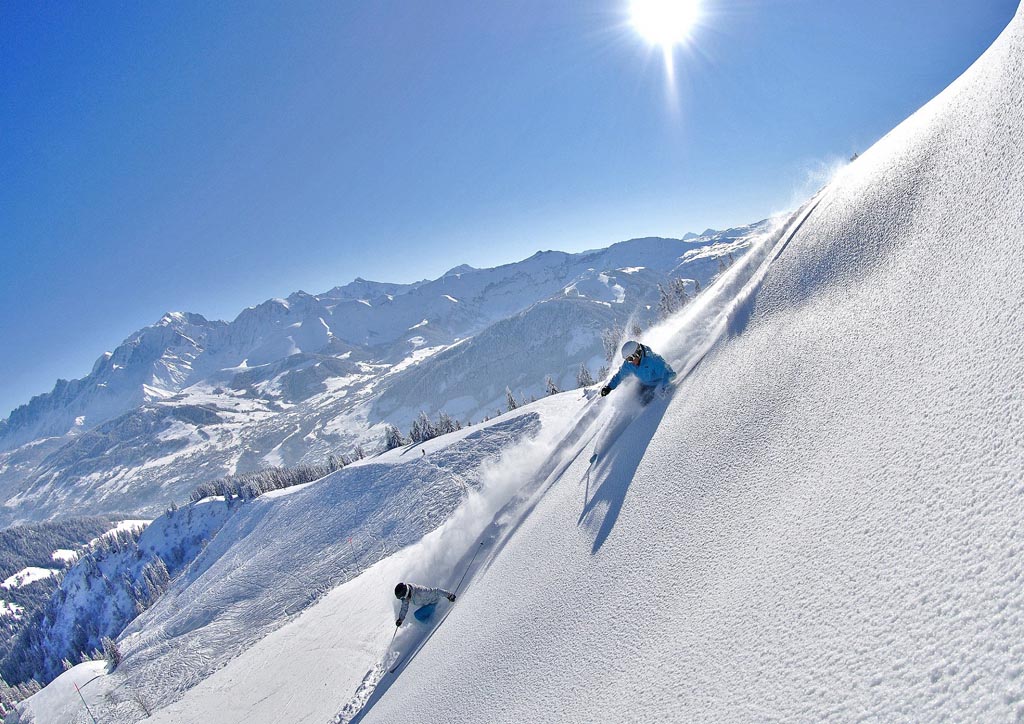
397 583 455 623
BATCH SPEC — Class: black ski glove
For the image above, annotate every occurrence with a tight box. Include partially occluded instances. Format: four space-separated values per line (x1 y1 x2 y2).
447 593 456 602
600 386 611 397
396 618 403 627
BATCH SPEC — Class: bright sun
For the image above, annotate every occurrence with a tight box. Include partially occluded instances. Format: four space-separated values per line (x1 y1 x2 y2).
630 0 702 47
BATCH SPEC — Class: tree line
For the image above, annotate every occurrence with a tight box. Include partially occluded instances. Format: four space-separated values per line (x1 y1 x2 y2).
0 516 120 581
0 527 170 701
188 454 360 504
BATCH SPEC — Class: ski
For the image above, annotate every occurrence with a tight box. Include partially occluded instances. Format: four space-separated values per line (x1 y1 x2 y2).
388 605 456 674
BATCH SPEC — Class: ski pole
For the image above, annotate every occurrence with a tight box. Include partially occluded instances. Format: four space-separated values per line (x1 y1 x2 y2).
455 539 485 593
74 681 99 724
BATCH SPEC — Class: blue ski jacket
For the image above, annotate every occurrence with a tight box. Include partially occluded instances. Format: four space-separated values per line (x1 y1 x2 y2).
607 348 676 391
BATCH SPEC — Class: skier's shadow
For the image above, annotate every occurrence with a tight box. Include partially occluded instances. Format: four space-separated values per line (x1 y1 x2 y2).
578 395 670 553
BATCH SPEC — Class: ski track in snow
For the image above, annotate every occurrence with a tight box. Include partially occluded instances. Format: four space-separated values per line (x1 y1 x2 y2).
333 651 399 724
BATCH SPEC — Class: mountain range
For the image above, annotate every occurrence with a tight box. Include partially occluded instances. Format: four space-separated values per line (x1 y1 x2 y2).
0 227 760 525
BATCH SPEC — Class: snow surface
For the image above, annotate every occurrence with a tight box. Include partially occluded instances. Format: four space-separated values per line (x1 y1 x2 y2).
7 660 108 724
1 566 59 589
51 549 80 564
103 520 150 537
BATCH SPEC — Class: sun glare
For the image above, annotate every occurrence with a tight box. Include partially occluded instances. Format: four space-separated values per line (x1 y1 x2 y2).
631 0 701 47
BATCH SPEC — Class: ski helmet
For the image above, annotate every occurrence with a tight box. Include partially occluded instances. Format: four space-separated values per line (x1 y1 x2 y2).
621 341 643 360
395 583 409 599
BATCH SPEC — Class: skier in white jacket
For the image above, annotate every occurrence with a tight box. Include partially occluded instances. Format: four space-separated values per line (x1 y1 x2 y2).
394 582 456 626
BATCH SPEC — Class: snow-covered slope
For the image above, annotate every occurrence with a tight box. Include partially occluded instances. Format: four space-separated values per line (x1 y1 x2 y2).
359 6 1024 721
10 397 576 722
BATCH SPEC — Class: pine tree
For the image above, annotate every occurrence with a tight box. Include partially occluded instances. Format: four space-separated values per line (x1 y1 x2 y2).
420 411 436 440
600 324 624 363
383 424 405 451
671 277 690 307
658 283 677 319
436 411 456 436
409 411 434 444
101 636 122 670
505 387 518 412
141 558 170 603
694 278 702 294
545 376 559 396
576 363 595 388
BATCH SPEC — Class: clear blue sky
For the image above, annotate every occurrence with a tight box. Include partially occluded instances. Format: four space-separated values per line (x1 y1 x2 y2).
0 0 1017 417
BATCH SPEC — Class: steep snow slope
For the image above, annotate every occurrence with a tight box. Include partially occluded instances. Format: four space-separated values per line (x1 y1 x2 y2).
360 7 1024 722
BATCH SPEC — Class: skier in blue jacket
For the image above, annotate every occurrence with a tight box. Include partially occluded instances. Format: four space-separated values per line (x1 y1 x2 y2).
600 341 676 397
